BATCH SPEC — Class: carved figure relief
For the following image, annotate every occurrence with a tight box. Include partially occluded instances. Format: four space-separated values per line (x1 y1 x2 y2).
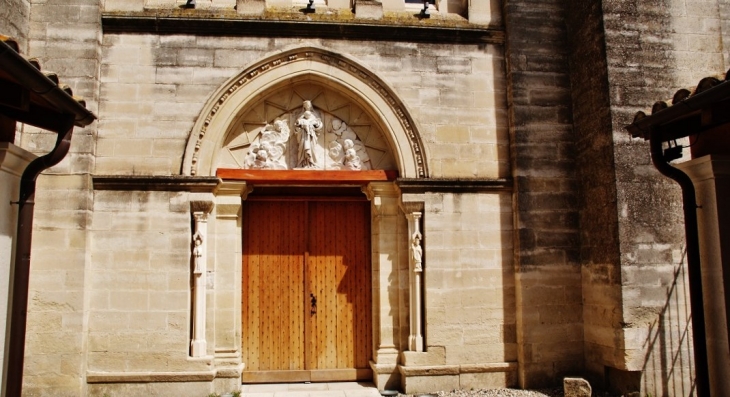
192 231 203 275
188 49 428 177
217 84 397 172
328 119 370 170
243 120 289 170
294 100 324 169
411 232 423 272
224 97 384 171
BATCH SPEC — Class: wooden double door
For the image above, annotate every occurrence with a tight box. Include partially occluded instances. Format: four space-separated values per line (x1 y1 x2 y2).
242 198 372 383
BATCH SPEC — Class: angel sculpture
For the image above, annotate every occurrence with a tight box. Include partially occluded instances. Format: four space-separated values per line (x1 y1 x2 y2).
243 120 290 170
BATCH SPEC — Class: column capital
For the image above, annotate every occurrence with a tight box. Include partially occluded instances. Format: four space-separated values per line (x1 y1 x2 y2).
190 200 214 216
401 202 424 215
362 181 399 200
677 155 730 182
215 180 253 199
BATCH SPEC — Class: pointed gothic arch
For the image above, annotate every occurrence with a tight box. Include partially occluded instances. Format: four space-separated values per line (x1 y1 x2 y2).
181 47 428 178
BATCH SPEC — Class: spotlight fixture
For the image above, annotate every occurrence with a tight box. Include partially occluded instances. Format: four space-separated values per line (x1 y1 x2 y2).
182 0 195 8
419 0 430 18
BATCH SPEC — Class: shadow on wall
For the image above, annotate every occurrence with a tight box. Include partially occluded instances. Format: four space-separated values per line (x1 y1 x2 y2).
640 256 695 397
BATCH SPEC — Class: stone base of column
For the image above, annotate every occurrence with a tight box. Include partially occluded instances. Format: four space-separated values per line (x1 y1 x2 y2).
370 360 399 391
190 340 207 357
408 335 423 352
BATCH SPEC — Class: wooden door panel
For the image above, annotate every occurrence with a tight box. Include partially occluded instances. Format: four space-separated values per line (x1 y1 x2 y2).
306 201 371 371
242 201 306 371
243 198 371 381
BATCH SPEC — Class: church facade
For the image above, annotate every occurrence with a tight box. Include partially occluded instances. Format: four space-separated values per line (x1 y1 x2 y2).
1 0 728 396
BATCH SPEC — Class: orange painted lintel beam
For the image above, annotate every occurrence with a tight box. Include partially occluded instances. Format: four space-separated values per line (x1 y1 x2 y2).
216 169 398 185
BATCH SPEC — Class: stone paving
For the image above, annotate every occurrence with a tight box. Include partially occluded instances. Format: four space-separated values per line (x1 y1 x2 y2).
240 382 382 397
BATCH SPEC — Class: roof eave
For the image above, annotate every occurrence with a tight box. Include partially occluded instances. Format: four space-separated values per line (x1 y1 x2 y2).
626 79 730 141
0 40 96 129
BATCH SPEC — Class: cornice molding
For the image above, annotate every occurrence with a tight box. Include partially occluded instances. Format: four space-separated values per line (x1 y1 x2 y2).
101 12 505 45
92 175 220 192
397 177 512 193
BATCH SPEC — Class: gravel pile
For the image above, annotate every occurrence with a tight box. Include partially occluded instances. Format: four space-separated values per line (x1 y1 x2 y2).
396 388 625 397
398 389 564 397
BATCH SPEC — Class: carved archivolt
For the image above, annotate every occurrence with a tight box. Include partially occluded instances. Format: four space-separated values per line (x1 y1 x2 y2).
183 47 427 178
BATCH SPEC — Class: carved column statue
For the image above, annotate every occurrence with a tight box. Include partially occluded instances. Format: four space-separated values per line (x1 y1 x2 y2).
405 211 424 352
190 199 214 357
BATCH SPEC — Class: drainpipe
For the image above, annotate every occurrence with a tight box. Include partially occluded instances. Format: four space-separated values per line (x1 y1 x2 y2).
3 120 74 397
648 128 710 397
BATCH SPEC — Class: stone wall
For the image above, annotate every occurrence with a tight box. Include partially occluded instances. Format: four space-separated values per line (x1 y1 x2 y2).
563 0 728 394
502 0 583 388
85 190 215 395
17 0 730 394
23 175 93 396
74 27 511 395
0 0 30 51
602 0 725 395
96 34 508 179
23 0 102 395
563 0 622 388
421 191 516 388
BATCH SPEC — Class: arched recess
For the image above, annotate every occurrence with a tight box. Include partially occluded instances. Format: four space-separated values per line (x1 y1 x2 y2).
181 46 428 178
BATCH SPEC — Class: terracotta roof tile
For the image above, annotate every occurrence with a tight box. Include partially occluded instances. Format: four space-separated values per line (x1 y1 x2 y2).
0 33 95 128
627 68 730 140
0 34 84 107
632 68 730 122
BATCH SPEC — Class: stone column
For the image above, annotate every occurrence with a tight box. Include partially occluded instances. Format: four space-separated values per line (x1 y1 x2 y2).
211 181 250 389
678 155 730 396
364 181 402 390
0 143 35 376
404 209 424 352
190 198 214 357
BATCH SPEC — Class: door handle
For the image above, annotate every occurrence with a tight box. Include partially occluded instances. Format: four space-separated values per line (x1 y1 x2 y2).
310 293 317 315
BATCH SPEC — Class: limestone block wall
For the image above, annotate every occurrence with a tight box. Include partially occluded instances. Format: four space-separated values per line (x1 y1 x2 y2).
0 0 30 51
86 190 214 396
24 175 94 396
24 2 509 393
503 0 583 388
25 0 101 170
422 191 516 386
599 0 726 395
96 34 508 180
90 27 512 393
563 0 622 388
563 0 728 394
359 42 508 179
22 0 102 395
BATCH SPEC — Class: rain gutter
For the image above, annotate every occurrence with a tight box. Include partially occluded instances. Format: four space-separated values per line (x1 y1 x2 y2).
648 129 710 397
626 77 730 397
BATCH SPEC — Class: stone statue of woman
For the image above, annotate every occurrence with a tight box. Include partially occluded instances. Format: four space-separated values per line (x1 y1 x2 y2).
192 231 203 275
411 232 423 272
294 100 323 168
